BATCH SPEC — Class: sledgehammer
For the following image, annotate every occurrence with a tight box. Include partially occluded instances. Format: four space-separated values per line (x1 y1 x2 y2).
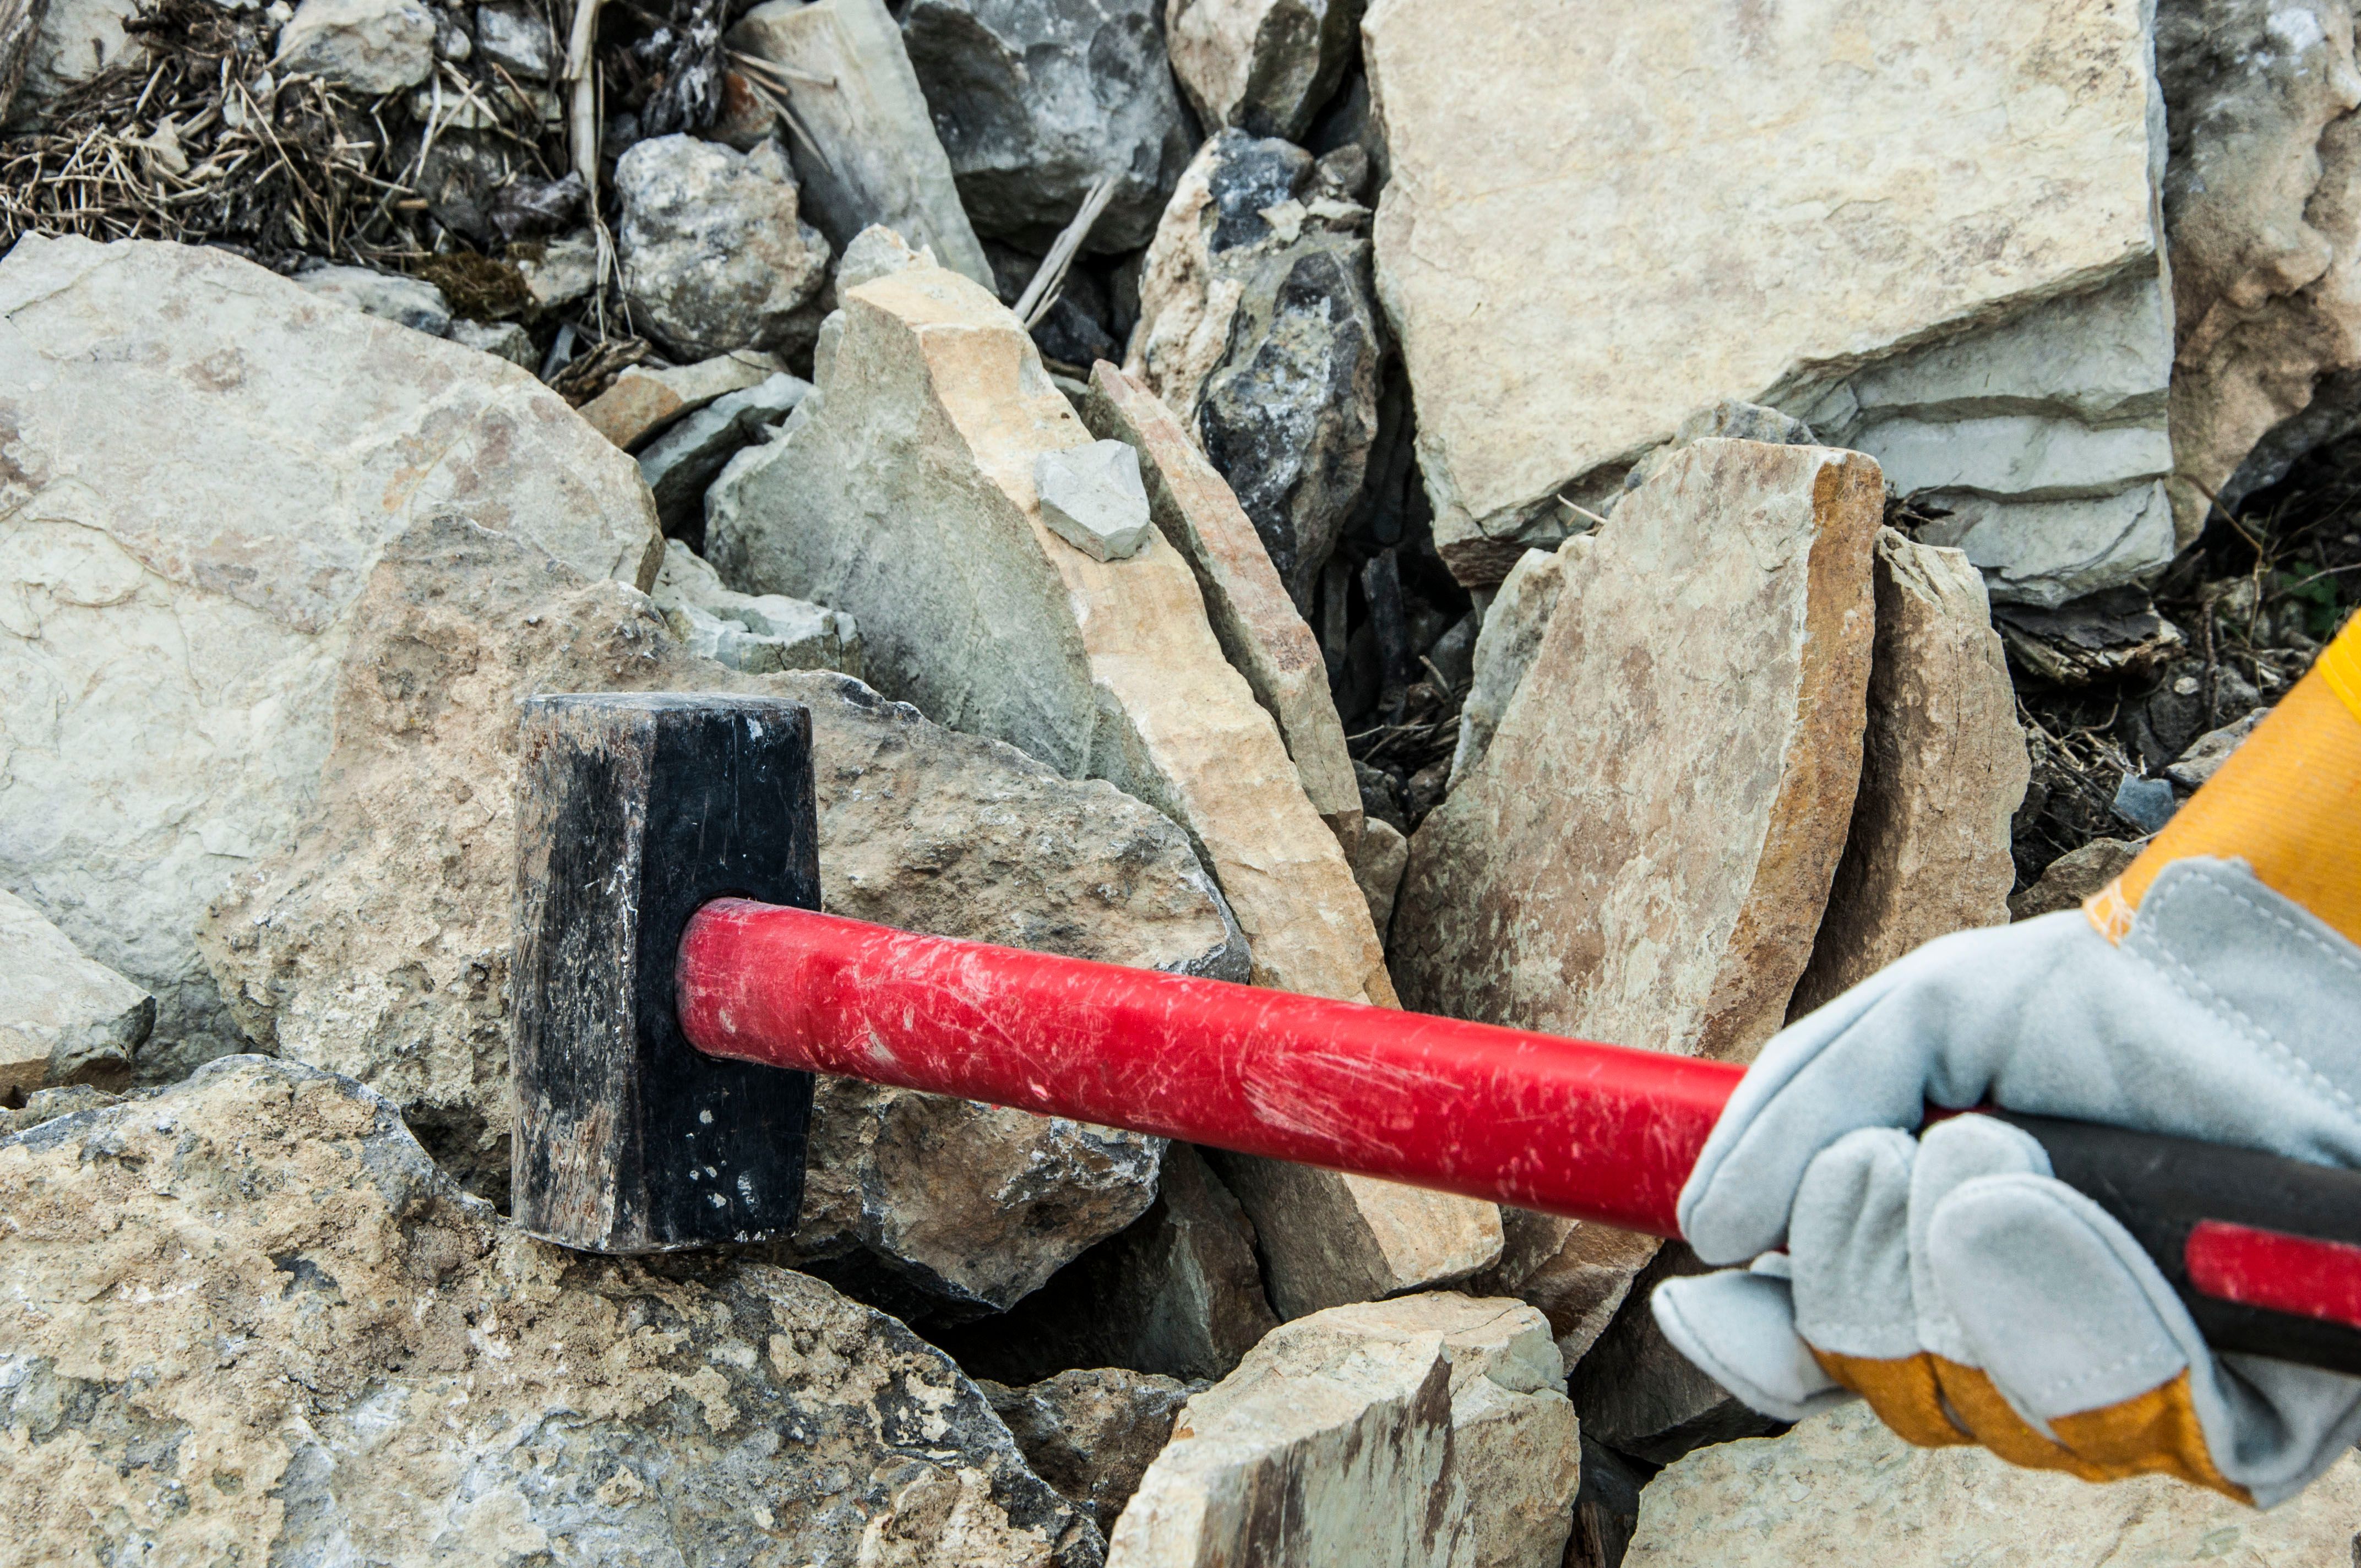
512 693 2361 1376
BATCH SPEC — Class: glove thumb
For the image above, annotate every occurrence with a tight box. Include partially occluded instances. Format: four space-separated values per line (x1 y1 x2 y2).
1652 1265 1851 1423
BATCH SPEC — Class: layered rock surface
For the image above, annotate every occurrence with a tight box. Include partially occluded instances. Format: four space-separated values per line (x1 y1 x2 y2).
982 1369 1196 1536
195 518 1227 1309
1165 0 1357 140
0 1054 1103 1566
1363 0 2173 591
1083 361 1362 839
1108 1293 1580 1568
0 236 660 1080
1624 1401 2361 1566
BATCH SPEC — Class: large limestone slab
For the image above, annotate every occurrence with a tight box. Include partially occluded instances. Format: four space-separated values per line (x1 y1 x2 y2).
0 236 660 1079
1363 0 2169 586
708 262 1508 1313
1082 360 1361 840
1791 532 2029 1014
1624 1400 2361 1567
197 517 1230 1310
1107 1292 1580 1568
0 1054 1103 1566
0 887 149 1099
1394 439 1881 1062
725 0 994 288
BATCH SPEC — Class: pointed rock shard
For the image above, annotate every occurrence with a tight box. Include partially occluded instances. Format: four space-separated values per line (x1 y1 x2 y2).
1448 538 1578 790
708 263 1506 1312
1107 1292 1580 1568
1790 532 2029 1015
724 0 994 289
708 261 1390 1006
1394 439 1882 1063
1082 361 1362 840
1036 439 1156 562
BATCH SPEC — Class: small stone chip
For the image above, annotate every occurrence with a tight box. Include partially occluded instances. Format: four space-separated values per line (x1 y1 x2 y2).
1033 440 1154 562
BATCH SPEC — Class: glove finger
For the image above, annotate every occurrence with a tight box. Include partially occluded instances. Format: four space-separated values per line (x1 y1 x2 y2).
1925 1172 2230 1494
1787 1126 1917 1360
1681 913 2131 1263
1651 1268 1847 1423
1932 1172 2361 1506
1906 1114 2051 1366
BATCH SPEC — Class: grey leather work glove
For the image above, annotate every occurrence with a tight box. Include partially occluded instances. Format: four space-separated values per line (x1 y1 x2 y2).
1653 858 2361 1506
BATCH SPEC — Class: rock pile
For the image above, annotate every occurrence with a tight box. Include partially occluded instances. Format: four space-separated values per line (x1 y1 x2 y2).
7 0 2361 1560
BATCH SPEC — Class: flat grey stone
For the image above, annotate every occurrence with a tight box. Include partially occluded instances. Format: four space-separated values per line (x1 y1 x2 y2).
638 371 812 532
291 264 451 336
444 318 535 368
1035 439 1154 561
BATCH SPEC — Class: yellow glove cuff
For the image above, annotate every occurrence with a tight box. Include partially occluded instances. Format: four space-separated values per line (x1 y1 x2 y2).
2088 615 2361 946
1811 1348 2250 1502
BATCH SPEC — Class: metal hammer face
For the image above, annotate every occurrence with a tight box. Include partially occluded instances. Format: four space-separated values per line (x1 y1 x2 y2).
510 693 820 1253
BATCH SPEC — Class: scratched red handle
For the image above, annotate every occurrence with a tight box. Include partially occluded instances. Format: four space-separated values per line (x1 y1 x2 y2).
677 899 2361 1374
677 897 1739 1237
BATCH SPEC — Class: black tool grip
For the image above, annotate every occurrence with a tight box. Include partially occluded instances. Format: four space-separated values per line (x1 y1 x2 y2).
1987 1111 2361 1378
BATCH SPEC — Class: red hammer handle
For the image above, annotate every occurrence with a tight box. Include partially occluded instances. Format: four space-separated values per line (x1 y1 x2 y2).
676 897 1739 1237
678 898 2361 1375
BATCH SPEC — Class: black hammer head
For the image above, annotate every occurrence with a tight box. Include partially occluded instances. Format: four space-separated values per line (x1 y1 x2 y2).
510 693 819 1253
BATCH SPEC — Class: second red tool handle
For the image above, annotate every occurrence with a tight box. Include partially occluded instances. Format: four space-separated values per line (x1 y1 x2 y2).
676 897 1741 1237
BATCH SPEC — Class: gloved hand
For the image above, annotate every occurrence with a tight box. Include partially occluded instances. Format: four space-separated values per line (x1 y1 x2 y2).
1655 859 2361 1506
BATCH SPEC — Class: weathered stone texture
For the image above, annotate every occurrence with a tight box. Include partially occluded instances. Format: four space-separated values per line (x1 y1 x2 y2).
725 0 995 287
941 1142 1283 1386
1471 1207 1662 1366
1166 0 1357 140
1363 0 2169 587
1790 532 2029 1014
0 236 660 1080
2161 0 2361 530
578 350 781 450
615 134 833 360
194 518 1227 1309
1108 1292 1579 1568
0 888 149 1100
1394 440 1881 1064
1204 1155 1502 1322
1624 1400 2361 1567
0 1054 1103 1566
1082 361 1361 839
1128 130 1383 609
982 1369 1196 1536
900 0 1195 253
273 0 435 94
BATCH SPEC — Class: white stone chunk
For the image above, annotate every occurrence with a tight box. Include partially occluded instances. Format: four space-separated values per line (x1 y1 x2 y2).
1035 439 1156 562
0 888 149 1098
272 0 436 94
1108 1292 1580 1568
